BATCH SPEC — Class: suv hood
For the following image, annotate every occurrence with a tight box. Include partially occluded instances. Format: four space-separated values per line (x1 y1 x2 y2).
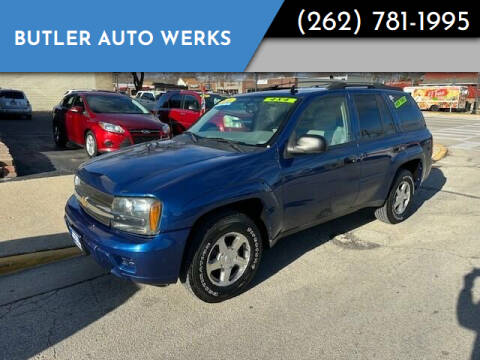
77 139 243 195
94 113 163 130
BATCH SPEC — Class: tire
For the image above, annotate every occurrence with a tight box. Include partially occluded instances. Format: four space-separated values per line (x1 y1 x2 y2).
183 211 263 303
53 122 67 148
375 169 415 224
84 131 98 157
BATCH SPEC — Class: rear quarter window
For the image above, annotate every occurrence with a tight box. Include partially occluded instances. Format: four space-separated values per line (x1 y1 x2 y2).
388 93 425 132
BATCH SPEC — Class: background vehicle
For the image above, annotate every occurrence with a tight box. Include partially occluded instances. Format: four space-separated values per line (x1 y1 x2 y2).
0 89 32 119
135 91 166 113
135 91 164 102
66 84 432 302
404 85 469 111
52 91 170 157
153 90 225 134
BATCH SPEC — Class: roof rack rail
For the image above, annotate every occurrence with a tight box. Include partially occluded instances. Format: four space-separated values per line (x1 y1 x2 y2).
326 81 402 91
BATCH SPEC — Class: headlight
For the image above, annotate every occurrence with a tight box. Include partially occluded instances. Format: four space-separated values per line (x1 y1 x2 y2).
99 122 125 134
161 123 170 134
111 197 162 235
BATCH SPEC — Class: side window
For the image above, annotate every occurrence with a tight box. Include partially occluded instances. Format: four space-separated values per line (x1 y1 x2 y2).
167 94 183 109
184 95 200 111
354 94 384 140
63 96 75 108
73 96 84 107
294 95 351 146
388 93 426 132
377 95 396 135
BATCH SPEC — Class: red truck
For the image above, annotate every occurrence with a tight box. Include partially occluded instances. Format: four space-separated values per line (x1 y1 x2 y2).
154 90 225 134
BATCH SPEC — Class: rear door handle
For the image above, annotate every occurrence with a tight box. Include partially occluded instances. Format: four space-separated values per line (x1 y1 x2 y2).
393 145 405 153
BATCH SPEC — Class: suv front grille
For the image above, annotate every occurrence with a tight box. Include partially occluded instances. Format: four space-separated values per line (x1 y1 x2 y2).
74 178 114 226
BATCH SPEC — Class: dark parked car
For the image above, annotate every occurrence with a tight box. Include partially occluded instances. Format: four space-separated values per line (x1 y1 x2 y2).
0 89 32 119
153 90 225 134
65 83 432 302
52 91 170 157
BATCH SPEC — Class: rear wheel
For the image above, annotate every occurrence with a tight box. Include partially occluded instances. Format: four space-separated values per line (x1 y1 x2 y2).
85 131 98 157
375 169 415 224
183 211 263 303
53 122 67 148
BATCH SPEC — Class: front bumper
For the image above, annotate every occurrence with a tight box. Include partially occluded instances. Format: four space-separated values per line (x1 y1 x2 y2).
65 195 190 284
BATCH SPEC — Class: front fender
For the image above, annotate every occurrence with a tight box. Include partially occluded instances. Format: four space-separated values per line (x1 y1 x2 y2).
162 180 283 243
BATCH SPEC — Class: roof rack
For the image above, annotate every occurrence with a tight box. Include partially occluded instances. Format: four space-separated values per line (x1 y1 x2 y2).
296 79 402 91
326 81 402 91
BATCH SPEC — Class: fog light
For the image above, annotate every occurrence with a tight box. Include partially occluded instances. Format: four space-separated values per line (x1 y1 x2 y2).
104 140 113 147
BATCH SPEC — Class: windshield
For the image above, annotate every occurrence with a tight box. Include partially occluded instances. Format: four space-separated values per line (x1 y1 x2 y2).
188 95 298 146
86 95 149 114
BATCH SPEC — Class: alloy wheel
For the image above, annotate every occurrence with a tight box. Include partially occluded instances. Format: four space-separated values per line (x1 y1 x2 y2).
206 232 251 287
393 180 411 215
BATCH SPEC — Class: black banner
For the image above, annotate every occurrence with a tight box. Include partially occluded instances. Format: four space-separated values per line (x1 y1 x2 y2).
266 1 479 38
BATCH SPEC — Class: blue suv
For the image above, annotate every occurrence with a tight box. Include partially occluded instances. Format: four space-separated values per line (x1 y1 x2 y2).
65 83 433 302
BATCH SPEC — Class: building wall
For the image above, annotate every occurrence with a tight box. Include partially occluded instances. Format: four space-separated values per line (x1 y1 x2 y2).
0 73 112 111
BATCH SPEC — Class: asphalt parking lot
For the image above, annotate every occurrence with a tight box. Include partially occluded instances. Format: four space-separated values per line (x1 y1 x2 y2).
1 114 480 359
0 112 87 178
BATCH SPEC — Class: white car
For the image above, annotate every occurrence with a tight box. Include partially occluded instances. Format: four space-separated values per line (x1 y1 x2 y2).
0 89 32 119
135 91 164 102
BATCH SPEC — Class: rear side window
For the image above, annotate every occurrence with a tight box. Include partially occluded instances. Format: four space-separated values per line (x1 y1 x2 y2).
62 95 75 108
354 94 384 140
388 93 425 132
184 95 200 111
377 95 396 135
0 91 25 99
167 93 183 109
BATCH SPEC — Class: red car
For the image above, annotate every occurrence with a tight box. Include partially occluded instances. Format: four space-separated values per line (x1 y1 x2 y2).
53 91 170 157
154 90 225 134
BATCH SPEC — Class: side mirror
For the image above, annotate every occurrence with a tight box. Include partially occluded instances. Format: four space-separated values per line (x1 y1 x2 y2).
287 135 327 155
70 105 84 113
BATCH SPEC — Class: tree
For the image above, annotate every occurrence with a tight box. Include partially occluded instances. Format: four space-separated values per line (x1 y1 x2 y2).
131 72 145 92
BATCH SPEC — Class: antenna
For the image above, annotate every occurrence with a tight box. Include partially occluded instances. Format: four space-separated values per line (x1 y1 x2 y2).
290 85 298 95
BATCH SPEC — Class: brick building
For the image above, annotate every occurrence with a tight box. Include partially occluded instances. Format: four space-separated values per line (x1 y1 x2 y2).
0 73 113 111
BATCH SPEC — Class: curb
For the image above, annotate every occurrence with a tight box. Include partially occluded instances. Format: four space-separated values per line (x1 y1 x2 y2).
422 111 480 120
0 247 82 276
432 144 448 162
0 140 17 179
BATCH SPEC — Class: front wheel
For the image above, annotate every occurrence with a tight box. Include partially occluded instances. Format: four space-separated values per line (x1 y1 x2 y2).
84 131 98 157
375 169 415 224
183 212 263 303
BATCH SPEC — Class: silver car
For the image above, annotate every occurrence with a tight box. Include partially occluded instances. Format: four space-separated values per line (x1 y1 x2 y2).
0 89 32 119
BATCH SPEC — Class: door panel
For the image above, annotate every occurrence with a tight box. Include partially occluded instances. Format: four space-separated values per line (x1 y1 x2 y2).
352 93 397 206
281 144 360 231
280 94 360 231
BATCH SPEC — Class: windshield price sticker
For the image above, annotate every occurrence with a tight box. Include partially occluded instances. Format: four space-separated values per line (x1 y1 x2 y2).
264 97 298 103
218 98 236 105
394 96 408 108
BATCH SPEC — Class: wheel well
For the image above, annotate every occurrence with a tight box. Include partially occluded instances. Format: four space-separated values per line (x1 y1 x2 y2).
190 198 269 248
398 159 423 188
178 198 270 282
